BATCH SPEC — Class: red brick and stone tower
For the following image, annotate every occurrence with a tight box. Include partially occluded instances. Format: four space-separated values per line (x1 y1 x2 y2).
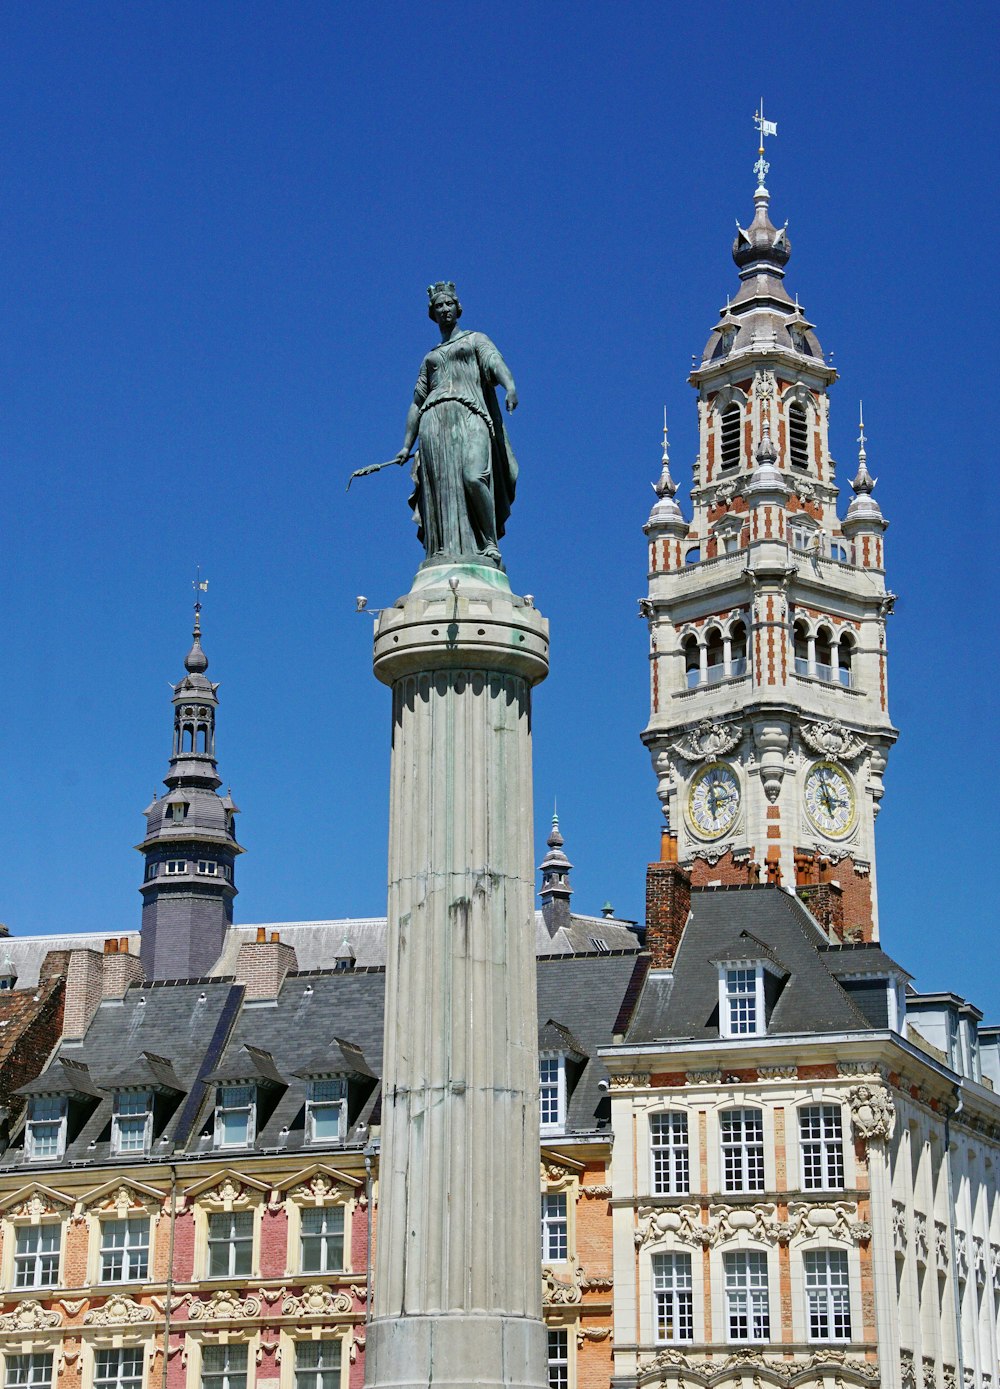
640 130 896 940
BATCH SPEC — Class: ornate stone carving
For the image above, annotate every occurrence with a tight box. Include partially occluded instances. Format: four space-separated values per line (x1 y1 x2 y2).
581 1184 612 1199
541 1267 582 1306
349 1336 365 1364
84 1183 153 1217
669 718 742 764
187 1289 262 1321
58 1298 88 1316
83 1295 153 1327
801 719 867 761
289 1174 347 1205
753 719 791 803
849 1083 895 1141
281 1285 352 1317
757 1065 798 1081
755 370 776 400
786 1200 870 1245
943 1366 958 1389
913 1213 929 1264
577 1326 611 1346
349 1283 368 1302
709 1201 781 1246
4 1190 71 1220
892 1201 907 1254
955 1231 969 1281
713 479 738 504
684 1068 723 1085
837 1061 884 1079
935 1221 950 1265
608 1072 650 1090
635 1204 709 1249
973 1236 986 1285
543 1161 576 1184
0 1299 62 1331
579 1267 613 1292
901 1350 917 1389
922 1357 936 1389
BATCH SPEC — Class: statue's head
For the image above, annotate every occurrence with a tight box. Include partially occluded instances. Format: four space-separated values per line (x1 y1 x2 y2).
427 281 462 323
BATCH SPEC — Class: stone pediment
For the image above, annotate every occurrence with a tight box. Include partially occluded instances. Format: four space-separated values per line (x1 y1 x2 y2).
0 1182 74 1219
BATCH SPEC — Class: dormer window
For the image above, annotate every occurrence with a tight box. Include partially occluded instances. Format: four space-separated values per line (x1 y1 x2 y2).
164 860 187 876
111 1091 152 1155
166 801 189 821
0 962 16 990
305 1079 347 1145
789 402 810 469
25 1096 68 1162
196 860 219 876
723 965 762 1037
539 1054 566 1134
720 405 742 471
214 1084 255 1149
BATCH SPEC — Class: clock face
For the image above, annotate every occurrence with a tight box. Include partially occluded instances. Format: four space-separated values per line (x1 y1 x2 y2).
804 761 856 838
688 762 741 840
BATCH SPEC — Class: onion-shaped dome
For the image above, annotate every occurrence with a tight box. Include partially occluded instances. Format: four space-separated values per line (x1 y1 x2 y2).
733 189 791 275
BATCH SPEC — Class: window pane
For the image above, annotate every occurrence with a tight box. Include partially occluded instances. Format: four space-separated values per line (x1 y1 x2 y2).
651 1112 689 1195
94 1350 144 1389
201 1344 248 1389
295 1340 341 1389
301 1205 345 1273
541 1192 568 1261
653 1252 694 1342
725 1251 770 1341
4 1354 54 1389
546 1328 569 1389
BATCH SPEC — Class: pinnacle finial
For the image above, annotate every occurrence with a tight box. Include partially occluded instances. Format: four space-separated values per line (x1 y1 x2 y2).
184 570 210 675
755 410 777 465
652 407 678 499
851 402 877 494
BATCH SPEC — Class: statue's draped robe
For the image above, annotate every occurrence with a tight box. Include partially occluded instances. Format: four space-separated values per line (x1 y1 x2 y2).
408 330 517 561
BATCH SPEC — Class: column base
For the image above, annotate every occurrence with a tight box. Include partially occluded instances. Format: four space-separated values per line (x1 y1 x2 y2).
364 1313 547 1389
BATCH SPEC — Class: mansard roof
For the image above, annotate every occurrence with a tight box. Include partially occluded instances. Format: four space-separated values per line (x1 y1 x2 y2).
626 885 908 1044
1 949 638 1170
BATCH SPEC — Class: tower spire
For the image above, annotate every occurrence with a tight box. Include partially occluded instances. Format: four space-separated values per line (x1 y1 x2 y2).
539 805 574 937
137 592 243 981
753 99 777 195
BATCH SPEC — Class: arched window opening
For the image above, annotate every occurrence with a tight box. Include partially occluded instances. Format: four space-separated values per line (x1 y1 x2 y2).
815 626 834 681
830 542 848 563
684 546 701 565
197 725 209 754
730 621 748 678
789 402 809 469
705 628 725 684
793 621 810 676
838 635 855 688
183 725 194 753
720 405 742 471
683 636 700 690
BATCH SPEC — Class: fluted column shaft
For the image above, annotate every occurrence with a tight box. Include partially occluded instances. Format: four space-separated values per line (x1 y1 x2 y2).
366 565 549 1389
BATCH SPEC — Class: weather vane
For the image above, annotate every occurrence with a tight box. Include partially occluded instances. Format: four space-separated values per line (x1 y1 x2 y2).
753 99 778 191
192 566 209 615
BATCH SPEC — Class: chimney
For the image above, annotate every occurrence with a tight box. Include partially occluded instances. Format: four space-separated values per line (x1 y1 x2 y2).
234 931 298 1000
645 835 691 969
798 859 845 941
64 950 105 1040
101 938 146 999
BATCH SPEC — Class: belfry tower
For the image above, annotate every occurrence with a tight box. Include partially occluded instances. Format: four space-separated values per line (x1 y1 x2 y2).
641 124 897 939
137 600 243 979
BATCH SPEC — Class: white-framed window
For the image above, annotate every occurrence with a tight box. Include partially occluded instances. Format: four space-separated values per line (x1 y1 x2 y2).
300 1206 345 1273
144 862 158 880
719 963 766 1038
13 1223 60 1288
804 1249 851 1340
196 860 219 876
207 1210 253 1278
201 1344 247 1389
721 1108 765 1192
790 523 818 553
651 1112 689 1195
653 1251 694 1342
214 1084 256 1148
539 1054 566 1133
93 1349 144 1389
540 1192 568 1262
305 1078 347 1144
111 1091 153 1155
546 1327 569 1389
100 1216 150 1282
222 864 233 880
25 1095 68 1162
164 860 187 875
3 1352 54 1388
166 801 189 821
725 1250 770 1341
799 1106 845 1190
294 1340 341 1389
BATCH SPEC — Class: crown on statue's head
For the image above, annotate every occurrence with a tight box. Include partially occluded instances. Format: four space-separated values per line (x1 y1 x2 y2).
427 280 457 302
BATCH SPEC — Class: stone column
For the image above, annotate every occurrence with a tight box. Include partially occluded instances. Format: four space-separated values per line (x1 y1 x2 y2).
366 563 549 1389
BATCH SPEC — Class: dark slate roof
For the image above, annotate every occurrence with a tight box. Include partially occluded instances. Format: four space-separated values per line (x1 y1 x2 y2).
103 1050 184 1093
537 952 641 1135
538 1019 586 1061
2 951 639 1169
15 1057 102 1098
627 886 880 1044
820 943 912 980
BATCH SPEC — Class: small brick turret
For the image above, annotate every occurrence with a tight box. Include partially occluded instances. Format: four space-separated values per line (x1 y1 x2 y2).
645 833 692 969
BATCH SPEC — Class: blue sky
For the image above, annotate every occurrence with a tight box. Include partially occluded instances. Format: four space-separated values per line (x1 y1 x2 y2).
2 3 996 1008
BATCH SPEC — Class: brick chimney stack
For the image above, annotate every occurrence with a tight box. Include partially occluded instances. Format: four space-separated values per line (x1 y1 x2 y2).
234 931 298 999
645 831 692 969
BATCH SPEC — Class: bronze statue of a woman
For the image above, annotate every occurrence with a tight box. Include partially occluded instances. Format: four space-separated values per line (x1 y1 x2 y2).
352 282 519 568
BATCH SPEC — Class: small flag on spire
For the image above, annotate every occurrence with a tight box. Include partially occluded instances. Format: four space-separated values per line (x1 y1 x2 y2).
755 101 777 141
